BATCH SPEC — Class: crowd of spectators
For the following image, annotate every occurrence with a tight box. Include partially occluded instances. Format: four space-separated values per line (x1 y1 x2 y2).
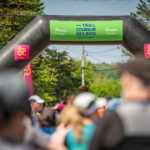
0 56 150 150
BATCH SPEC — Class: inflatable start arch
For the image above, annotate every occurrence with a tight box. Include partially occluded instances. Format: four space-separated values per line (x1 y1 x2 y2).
0 15 150 72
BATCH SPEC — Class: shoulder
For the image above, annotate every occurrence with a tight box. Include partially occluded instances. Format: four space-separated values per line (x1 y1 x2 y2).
93 111 124 149
97 110 122 127
115 101 150 136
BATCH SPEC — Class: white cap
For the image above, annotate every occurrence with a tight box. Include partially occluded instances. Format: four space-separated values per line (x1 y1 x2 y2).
73 92 97 115
28 95 44 103
96 98 107 108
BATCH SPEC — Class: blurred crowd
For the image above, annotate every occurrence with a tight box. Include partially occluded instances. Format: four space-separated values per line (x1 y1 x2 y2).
0 56 150 150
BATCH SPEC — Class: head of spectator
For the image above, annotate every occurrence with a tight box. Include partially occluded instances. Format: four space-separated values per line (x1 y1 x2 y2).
77 85 89 94
96 98 108 109
61 99 66 105
0 72 30 142
73 92 98 119
121 57 150 101
96 98 108 118
104 95 112 102
28 95 44 112
39 107 56 135
57 102 65 113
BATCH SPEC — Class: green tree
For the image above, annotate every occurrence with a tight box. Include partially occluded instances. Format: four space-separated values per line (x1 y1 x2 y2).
131 0 150 30
89 80 121 98
0 0 44 49
32 49 81 105
32 48 122 105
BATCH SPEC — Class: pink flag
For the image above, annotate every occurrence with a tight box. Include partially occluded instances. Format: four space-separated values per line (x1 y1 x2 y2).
23 63 33 96
144 44 150 58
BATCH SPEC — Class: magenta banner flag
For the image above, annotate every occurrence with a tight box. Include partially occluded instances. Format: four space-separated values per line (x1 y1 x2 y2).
23 63 33 96
144 44 150 58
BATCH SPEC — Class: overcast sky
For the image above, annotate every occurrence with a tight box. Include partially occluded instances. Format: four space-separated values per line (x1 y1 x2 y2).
42 0 139 63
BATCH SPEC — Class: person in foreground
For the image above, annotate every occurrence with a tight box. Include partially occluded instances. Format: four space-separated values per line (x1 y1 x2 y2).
0 72 34 150
89 57 150 150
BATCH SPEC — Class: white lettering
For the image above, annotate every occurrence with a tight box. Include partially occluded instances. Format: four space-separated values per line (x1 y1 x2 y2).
55 28 67 32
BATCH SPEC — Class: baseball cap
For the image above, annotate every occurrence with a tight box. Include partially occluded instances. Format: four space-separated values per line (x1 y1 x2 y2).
96 98 107 108
28 95 44 103
0 71 31 121
73 92 98 116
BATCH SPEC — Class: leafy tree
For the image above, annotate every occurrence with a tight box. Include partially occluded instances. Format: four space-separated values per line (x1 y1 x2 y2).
32 54 58 105
32 49 81 105
131 0 150 30
89 80 121 98
0 0 44 49
32 48 122 105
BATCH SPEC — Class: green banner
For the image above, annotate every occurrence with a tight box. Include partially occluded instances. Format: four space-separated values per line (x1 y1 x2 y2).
50 20 123 42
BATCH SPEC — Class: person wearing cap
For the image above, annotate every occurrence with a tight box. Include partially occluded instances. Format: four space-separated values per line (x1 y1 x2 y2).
28 95 45 113
50 92 99 150
28 95 45 127
90 57 150 150
96 98 108 118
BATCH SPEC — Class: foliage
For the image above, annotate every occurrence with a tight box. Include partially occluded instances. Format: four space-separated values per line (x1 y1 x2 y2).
32 48 121 105
131 0 150 29
32 49 81 105
93 63 120 80
0 0 44 49
86 63 121 98
89 80 121 98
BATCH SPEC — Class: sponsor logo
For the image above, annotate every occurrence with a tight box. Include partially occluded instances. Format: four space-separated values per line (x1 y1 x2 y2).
144 44 150 58
24 64 31 76
106 28 118 35
55 28 67 32
55 28 67 35
15 45 29 60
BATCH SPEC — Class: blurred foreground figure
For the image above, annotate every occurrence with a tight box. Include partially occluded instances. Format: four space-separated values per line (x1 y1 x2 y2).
0 72 34 150
90 57 150 150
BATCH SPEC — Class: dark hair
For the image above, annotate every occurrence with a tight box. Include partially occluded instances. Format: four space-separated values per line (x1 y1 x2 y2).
104 95 112 102
77 85 89 94
121 57 150 87
40 107 56 127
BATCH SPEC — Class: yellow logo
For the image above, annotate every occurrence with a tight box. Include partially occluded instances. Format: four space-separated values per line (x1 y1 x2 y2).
148 45 150 55
17 46 27 56
24 65 31 76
